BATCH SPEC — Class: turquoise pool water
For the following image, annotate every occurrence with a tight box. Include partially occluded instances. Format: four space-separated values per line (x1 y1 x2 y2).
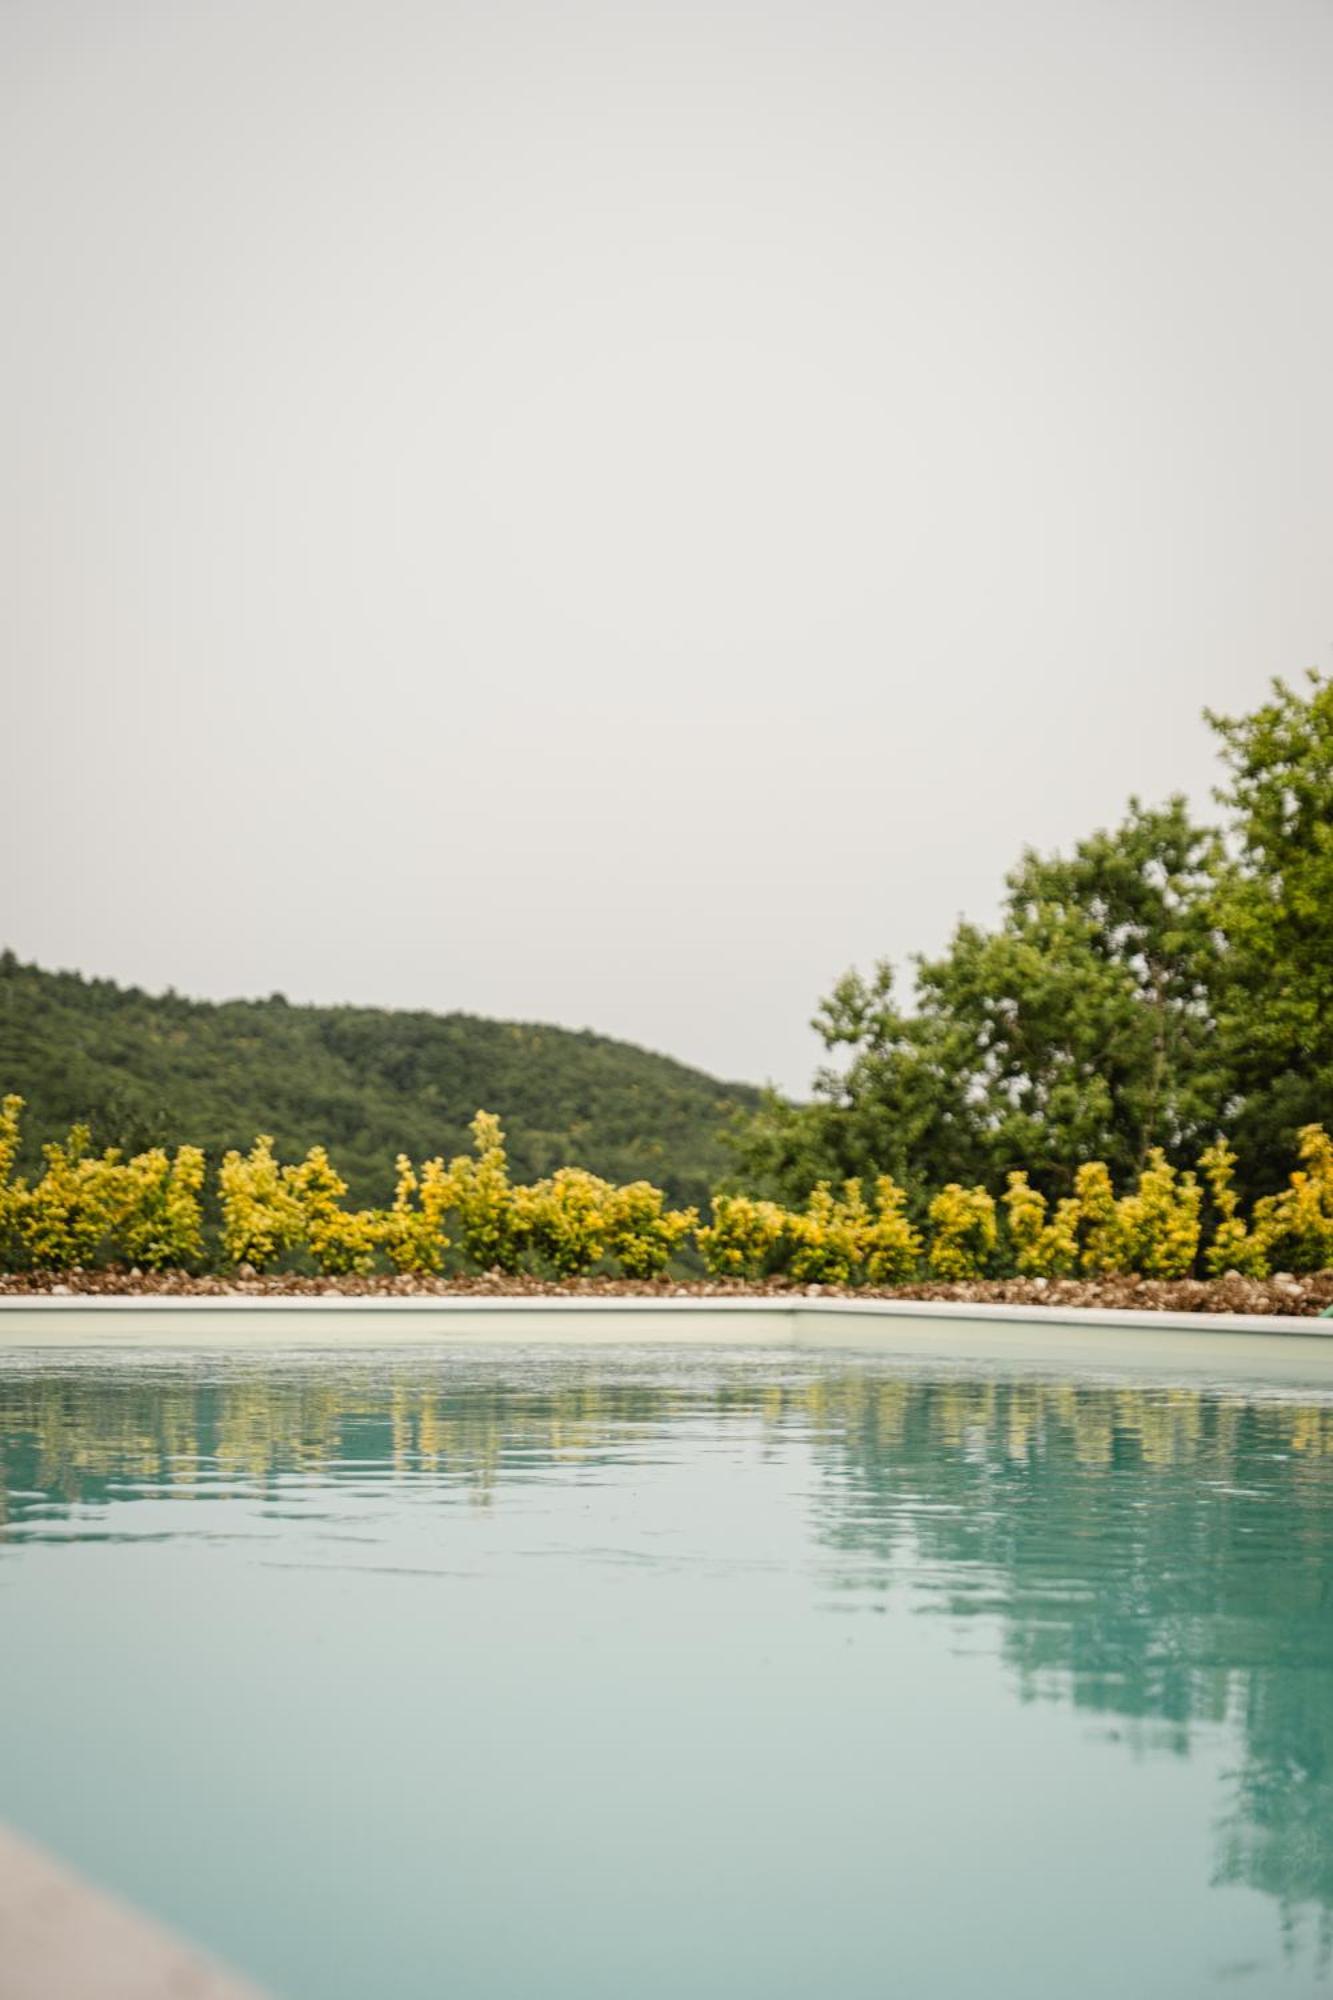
1 1346 1331 1998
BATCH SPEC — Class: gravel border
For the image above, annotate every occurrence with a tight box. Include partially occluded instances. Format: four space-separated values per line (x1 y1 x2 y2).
3 1268 1331 1316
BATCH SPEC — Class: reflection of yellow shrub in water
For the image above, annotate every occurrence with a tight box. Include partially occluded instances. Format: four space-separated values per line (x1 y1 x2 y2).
8 1364 1333 1512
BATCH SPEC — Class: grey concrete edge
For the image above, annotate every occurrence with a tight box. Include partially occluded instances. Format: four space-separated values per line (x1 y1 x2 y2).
0 1822 267 2000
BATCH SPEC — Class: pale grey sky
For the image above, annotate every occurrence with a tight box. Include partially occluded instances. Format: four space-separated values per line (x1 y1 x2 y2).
3 0 1331 1092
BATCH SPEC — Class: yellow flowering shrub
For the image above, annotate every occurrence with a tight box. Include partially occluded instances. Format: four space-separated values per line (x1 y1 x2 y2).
16 1128 131 1269
218 1136 306 1271
119 1146 207 1270
927 1183 998 1279
1115 1151 1202 1279
383 1154 453 1275
1070 1160 1130 1274
861 1175 922 1284
516 1168 611 1277
700 1177 921 1286
697 1194 793 1280
0 1094 24 1261
1002 1172 1080 1276
1199 1140 1267 1276
0 1100 205 1271
788 1182 872 1285
1006 1155 1199 1279
603 1180 696 1278
0 1095 21 1181
448 1112 524 1273
1251 1125 1333 1273
285 1145 390 1277
311 1207 389 1276
2 1086 1324 1285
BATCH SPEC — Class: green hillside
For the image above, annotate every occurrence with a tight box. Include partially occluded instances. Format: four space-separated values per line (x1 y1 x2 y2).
0 954 757 1209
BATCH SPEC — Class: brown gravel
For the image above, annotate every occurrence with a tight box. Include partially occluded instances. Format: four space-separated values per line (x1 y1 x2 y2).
3 1268 1332 1316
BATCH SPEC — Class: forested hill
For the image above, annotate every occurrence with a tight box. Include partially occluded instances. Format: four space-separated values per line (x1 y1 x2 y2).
0 956 757 1208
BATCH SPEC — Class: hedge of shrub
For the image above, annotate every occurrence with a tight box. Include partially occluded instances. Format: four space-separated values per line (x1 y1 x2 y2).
1 1094 1331 1282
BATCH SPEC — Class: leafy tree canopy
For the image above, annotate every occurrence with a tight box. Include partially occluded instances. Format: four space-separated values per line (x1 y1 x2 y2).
1209 670 1333 1186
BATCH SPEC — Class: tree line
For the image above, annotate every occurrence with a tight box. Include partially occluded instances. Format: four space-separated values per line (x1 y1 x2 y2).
0 955 756 1211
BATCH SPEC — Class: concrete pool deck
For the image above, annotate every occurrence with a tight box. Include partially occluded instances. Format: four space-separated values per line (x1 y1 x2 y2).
3 1292 1333 1386
0 1824 265 2000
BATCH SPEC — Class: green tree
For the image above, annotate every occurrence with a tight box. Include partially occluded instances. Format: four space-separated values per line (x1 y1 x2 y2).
1208 670 1333 1193
732 799 1225 1202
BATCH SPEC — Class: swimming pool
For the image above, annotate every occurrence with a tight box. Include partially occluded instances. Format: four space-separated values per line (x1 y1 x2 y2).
2 1342 1331 1997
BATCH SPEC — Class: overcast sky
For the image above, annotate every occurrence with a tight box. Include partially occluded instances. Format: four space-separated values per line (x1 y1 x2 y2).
3 0 1331 1093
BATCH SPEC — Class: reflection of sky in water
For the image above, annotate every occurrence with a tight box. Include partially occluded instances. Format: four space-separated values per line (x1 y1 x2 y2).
1 1349 1332 1999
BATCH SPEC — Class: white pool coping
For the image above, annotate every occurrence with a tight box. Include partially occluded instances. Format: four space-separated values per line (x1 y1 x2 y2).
0 1822 266 2000
3 1292 1333 1385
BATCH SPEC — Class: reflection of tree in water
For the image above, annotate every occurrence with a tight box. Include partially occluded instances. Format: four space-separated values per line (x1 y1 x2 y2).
804 1374 1333 1956
1217 1662 1333 1964
2 1357 1332 1946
